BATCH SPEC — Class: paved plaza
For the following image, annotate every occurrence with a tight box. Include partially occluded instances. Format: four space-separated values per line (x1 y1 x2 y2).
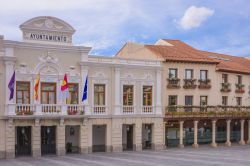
1 145 250 166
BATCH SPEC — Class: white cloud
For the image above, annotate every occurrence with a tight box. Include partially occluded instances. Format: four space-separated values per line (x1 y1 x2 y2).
179 6 214 30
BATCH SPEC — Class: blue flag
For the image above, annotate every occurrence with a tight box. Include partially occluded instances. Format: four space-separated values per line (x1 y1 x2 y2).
8 71 15 100
82 75 88 102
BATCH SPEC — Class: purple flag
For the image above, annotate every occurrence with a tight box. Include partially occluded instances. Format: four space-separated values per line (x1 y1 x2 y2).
8 71 15 100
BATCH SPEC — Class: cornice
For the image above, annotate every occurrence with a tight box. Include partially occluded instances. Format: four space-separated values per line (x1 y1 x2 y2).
3 40 91 53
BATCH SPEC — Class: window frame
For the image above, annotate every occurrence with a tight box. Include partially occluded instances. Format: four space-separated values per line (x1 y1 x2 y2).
185 69 193 79
123 85 134 106
142 85 153 106
94 84 106 106
67 83 79 104
200 70 208 80
169 68 178 78
16 81 30 104
41 82 57 104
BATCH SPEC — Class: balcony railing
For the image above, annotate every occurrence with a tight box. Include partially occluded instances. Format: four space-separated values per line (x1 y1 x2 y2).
142 106 154 114
122 106 135 114
92 106 107 115
67 105 85 115
15 104 35 115
6 104 85 116
183 79 197 89
235 84 245 93
198 79 211 89
165 105 250 118
167 78 180 89
221 83 231 92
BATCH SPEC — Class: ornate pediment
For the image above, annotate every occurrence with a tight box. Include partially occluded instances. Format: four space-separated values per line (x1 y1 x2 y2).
20 16 75 45
20 16 75 33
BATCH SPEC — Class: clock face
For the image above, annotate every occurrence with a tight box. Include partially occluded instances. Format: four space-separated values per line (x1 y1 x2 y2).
45 19 54 29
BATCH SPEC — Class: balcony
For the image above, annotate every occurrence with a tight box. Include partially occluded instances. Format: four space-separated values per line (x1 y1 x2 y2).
165 105 250 119
122 106 135 114
167 78 180 89
198 79 211 89
235 84 245 93
142 106 154 114
6 104 85 116
92 106 107 115
183 79 197 89
221 83 231 92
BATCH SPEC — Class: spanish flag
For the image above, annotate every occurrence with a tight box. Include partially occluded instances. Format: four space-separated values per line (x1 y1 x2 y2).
34 74 40 101
61 74 69 100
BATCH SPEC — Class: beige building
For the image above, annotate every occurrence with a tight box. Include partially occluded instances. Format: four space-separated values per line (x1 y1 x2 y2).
0 16 250 159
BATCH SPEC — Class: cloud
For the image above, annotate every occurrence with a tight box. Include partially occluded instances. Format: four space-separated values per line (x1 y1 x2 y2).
179 6 214 30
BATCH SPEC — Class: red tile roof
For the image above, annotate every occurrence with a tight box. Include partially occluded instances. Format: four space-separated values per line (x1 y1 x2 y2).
145 39 250 75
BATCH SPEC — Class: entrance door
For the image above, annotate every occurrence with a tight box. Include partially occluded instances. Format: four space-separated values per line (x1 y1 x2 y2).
16 126 31 156
122 125 133 151
92 125 106 152
41 126 56 155
65 125 80 153
142 124 152 149
126 125 133 150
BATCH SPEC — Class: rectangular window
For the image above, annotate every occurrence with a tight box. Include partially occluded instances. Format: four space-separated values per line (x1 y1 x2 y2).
123 85 134 106
143 86 152 106
222 74 228 83
237 75 242 84
16 81 30 104
236 97 242 106
169 68 178 78
200 96 208 106
185 96 193 112
222 96 228 106
185 69 193 79
41 83 56 104
168 95 177 106
94 84 105 105
66 83 78 104
200 70 208 80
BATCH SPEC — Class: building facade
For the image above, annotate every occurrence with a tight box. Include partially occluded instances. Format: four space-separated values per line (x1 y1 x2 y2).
0 16 250 159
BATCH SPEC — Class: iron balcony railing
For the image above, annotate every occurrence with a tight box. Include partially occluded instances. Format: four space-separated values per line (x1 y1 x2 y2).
165 105 250 118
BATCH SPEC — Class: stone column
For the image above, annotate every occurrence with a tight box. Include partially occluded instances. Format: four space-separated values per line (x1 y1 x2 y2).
192 120 199 148
114 68 121 115
247 120 250 144
211 120 217 147
79 119 89 154
155 70 162 115
32 119 41 157
5 119 15 159
239 120 245 145
179 121 184 148
56 119 65 155
134 119 142 151
225 119 231 147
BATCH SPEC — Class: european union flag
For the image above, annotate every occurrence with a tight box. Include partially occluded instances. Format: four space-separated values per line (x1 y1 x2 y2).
82 75 88 102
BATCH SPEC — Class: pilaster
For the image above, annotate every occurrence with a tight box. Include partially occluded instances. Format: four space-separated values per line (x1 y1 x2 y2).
32 119 41 157
56 119 65 156
5 119 15 159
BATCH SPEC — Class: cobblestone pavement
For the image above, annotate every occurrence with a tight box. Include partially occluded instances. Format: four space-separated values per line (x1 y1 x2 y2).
1 145 250 166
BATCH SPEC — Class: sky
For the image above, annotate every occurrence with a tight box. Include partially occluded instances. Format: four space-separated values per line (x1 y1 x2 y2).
1 0 250 57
